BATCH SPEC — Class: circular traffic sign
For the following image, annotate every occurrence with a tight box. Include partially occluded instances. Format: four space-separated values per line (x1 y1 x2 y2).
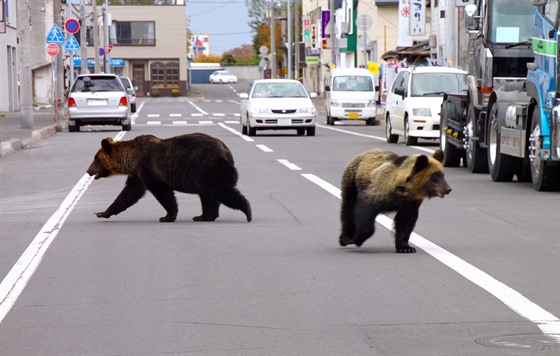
65 18 80 34
46 43 60 56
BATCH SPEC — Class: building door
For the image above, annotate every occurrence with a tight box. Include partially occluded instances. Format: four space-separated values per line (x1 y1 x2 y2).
132 64 146 96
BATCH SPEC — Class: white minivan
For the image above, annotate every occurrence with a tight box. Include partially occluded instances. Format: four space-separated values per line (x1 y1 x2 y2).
325 68 377 126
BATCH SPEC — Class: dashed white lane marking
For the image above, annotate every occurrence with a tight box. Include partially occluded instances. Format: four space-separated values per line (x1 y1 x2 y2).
212 113 226 117
147 121 161 125
172 121 187 125
147 114 160 118
187 100 208 115
198 120 213 124
257 144 273 153
300 173 560 337
218 122 254 142
191 113 204 117
169 113 182 117
225 121 239 124
278 159 302 171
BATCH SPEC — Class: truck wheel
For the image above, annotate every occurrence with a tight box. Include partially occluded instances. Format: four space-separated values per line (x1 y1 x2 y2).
404 117 418 146
465 104 488 173
440 103 461 167
529 107 560 191
307 126 316 136
385 115 398 143
487 105 515 181
327 113 334 125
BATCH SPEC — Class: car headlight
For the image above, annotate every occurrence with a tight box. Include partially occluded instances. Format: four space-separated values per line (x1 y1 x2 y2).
366 100 376 107
297 107 316 114
330 100 341 107
413 108 431 116
250 107 270 114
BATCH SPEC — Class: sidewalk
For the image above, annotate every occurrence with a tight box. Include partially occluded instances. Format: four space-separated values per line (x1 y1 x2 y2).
0 107 67 159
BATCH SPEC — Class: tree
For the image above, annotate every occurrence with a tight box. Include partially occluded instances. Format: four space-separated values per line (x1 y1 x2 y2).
192 54 221 63
222 44 259 65
244 0 268 33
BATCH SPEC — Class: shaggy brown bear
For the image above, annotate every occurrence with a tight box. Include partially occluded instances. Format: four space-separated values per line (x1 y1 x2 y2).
339 149 451 253
87 133 252 223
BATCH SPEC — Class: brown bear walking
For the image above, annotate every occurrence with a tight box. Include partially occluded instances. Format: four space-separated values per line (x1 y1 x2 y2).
87 133 252 223
339 149 451 253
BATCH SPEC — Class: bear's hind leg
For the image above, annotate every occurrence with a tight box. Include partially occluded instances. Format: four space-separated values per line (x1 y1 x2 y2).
352 198 377 247
208 187 252 222
393 201 421 253
147 183 178 222
193 195 220 221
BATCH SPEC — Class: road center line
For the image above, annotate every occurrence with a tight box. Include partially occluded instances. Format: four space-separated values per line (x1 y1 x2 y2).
300 173 559 337
186 100 209 115
278 159 302 171
0 131 128 323
257 144 273 153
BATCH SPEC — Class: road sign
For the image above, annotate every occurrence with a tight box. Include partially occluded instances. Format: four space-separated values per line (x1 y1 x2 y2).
46 24 65 44
65 34 80 52
46 43 60 56
65 18 80 34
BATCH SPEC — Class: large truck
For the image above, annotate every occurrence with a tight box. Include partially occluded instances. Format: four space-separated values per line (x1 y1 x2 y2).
440 0 560 191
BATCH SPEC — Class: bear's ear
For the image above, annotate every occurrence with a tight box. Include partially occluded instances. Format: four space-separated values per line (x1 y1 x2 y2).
412 155 429 175
101 138 113 154
433 149 444 163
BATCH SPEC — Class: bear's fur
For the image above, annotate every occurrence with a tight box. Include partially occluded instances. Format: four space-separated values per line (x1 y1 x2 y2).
87 133 252 223
339 149 451 253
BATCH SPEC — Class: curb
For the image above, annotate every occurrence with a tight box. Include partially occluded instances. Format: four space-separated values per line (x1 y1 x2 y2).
0 121 67 159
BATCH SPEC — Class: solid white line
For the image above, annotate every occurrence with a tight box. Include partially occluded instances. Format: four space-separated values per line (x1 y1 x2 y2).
187 100 208 115
278 159 302 171
317 124 436 154
300 173 559 336
257 144 273 153
218 122 254 142
0 174 93 323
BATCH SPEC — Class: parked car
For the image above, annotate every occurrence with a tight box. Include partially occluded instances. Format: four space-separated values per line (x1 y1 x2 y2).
209 70 238 84
119 76 137 113
67 73 132 132
325 68 377 126
239 79 317 136
385 66 468 145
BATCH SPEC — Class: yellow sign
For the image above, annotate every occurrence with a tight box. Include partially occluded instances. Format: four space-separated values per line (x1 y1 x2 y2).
367 61 379 75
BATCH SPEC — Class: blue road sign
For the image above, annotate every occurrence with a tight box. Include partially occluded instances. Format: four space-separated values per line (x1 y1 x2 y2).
65 34 80 52
46 24 65 44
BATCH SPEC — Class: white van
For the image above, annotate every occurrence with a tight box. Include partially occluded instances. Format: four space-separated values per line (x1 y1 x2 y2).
325 68 377 126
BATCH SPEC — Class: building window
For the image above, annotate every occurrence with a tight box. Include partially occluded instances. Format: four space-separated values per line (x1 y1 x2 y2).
110 21 155 46
151 61 179 87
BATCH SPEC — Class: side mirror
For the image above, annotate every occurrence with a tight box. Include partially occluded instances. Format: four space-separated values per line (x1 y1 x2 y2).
465 4 479 30
395 87 406 97
239 93 249 99
325 85 331 91
133 86 138 91
309 92 318 99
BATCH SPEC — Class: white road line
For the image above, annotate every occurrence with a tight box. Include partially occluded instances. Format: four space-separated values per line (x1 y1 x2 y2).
147 121 161 125
225 120 239 124
257 144 273 153
169 113 182 117
147 114 160 118
218 123 254 142
191 113 203 117
300 173 560 337
278 159 302 171
317 124 436 154
187 100 208 115
199 120 213 124
172 121 187 125
212 113 226 117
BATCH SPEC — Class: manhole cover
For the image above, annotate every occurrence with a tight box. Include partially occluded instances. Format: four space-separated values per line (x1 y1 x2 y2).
476 334 560 351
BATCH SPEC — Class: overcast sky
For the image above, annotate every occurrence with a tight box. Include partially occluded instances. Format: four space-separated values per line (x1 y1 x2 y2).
186 0 253 55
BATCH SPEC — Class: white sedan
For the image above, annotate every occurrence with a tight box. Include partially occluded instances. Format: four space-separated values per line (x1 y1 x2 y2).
239 79 317 136
209 70 238 84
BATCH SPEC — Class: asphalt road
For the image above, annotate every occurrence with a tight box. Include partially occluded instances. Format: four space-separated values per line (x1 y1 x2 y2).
0 81 559 355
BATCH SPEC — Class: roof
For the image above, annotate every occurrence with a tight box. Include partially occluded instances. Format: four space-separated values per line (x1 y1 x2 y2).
405 66 468 74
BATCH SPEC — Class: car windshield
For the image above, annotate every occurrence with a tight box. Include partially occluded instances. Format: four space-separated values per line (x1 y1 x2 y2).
220 71 233 76
72 76 123 93
488 0 532 43
251 82 308 98
411 73 468 97
332 76 373 91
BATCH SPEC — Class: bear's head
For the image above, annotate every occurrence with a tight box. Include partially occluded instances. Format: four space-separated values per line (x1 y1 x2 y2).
86 138 122 180
395 149 451 200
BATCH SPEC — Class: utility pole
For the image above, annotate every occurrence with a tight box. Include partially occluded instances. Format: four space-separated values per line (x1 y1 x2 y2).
55 0 64 120
103 0 110 73
80 0 88 74
294 0 299 81
287 0 292 79
17 0 33 128
270 1 275 79
93 0 101 73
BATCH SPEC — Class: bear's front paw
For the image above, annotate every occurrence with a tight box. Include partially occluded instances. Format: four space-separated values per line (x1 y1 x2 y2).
95 211 111 219
159 216 176 222
339 234 353 247
396 245 417 253
192 214 218 222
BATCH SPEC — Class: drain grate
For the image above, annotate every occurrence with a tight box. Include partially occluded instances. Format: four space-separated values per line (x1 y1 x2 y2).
476 334 560 351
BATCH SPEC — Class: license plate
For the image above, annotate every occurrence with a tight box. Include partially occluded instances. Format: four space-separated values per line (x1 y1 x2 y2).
278 118 292 125
347 112 360 119
87 99 108 106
